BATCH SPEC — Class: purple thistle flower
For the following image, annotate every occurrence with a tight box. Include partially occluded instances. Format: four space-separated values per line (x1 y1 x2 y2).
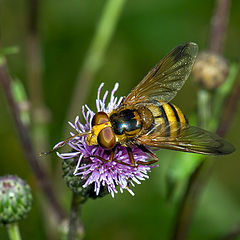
56 83 158 198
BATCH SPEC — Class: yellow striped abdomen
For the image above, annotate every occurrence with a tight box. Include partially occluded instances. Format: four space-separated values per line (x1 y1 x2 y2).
147 100 187 139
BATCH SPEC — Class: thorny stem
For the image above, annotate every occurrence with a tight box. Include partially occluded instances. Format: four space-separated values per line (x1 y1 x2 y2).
67 193 86 240
7 223 22 240
172 0 233 239
67 0 127 123
0 58 65 221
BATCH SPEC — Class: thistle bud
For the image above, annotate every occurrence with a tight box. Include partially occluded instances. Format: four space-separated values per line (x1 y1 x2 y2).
0 175 32 225
192 51 229 90
62 157 109 199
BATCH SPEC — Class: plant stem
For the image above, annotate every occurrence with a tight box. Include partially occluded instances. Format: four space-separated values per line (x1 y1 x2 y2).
27 0 50 154
26 1 59 237
7 223 22 240
209 0 232 53
67 0 127 123
198 89 211 129
26 1 59 238
216 67 240 137
0 58 65 221
67 193 86 240
171 159 211 240
215 70 240 240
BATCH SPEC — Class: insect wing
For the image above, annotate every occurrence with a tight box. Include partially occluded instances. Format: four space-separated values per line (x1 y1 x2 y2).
123 42 198 105
136 123 235 155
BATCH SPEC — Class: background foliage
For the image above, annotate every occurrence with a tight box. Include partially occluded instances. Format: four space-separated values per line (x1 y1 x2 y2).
0 0 239 239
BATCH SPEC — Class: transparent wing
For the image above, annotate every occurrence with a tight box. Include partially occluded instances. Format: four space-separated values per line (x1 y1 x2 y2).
136 123 235 155
123 42 198 105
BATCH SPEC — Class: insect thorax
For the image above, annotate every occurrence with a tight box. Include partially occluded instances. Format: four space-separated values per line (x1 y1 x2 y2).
109 106 154 144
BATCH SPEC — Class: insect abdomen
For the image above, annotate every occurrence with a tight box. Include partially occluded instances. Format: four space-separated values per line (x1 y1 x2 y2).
147 100 187 138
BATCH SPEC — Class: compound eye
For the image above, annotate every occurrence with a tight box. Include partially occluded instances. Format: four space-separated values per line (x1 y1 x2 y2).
98 127 116 150
92 112 109 126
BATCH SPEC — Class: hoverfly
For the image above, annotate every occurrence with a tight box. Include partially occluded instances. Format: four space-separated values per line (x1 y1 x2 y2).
50 42 235 166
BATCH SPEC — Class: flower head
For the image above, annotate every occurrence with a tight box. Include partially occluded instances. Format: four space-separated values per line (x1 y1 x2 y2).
192 51 229 90
56 83 157 197
0 175 32 225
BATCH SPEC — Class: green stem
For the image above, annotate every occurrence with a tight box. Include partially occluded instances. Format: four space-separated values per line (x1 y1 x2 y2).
7 223 22 240
67 193 86 240
197 89 212 129
211 63 238 130
67 0 127 123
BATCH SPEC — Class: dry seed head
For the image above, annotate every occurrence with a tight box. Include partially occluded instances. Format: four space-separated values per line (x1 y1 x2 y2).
192 51 229 90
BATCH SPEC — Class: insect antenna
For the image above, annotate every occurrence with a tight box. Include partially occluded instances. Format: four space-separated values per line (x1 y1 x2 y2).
39 132 89 156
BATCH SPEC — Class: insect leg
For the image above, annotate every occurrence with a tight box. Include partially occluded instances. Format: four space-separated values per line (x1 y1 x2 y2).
89 146 135 167
112 147 137 167
89 146 116 163
114 146 157 167
89 146 155 168
126 147 136 166
136 145 158 165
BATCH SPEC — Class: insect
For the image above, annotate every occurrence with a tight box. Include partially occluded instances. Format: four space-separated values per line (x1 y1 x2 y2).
49 42 235 166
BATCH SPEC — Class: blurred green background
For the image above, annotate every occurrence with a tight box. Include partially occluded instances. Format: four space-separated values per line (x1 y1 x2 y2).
0 0 240 239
